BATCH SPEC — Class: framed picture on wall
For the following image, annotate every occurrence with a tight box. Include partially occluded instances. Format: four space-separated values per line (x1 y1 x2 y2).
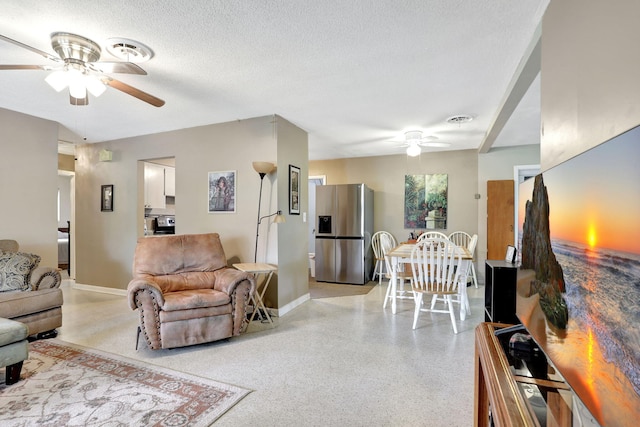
101 184 113 212
208 170 236 213
289 164 300 215
403 174 448 229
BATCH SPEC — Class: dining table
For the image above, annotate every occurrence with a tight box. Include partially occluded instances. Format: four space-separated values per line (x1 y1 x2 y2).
385 242 472 318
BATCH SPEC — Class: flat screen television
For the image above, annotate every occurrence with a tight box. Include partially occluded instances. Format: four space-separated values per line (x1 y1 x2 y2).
516 125 640 426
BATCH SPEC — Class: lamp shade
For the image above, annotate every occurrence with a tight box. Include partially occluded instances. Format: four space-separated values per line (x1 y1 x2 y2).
252 161 275 175
273 212 286 223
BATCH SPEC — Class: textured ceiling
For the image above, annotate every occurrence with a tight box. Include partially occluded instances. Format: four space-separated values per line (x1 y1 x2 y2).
0 0 547 160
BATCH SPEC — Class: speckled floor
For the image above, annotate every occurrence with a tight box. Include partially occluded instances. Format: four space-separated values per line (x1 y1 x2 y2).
57 279 485 426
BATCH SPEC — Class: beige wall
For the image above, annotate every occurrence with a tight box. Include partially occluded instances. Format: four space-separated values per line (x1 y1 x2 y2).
74 115 308 313
270 118 309 310
310 149 479 247
541 0 640 170
0 107 58 267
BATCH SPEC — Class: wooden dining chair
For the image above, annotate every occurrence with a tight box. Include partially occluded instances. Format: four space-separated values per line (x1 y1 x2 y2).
448 231 478 287
416 231 448 243
380 233 413 309
410 237 463 333
372 231 396 285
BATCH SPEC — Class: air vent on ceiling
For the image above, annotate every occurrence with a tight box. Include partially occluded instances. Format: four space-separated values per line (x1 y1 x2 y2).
105 38 154 63
447 115 474 124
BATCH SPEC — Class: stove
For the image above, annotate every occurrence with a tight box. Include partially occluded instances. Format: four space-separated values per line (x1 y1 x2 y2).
153 215 175 234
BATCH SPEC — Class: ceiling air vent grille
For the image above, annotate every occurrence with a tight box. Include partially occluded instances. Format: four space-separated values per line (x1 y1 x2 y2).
447 115 473 124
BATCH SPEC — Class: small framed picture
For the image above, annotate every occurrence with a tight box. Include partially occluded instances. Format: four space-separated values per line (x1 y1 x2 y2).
101 184 113 212
505 245 517 263
208 170 236 213
289 164 300 215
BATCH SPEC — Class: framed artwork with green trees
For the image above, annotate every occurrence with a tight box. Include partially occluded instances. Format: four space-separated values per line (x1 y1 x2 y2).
404 174 448 230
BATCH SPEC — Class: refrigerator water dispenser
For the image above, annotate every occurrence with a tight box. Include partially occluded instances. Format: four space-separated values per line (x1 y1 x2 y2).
318 216 332 234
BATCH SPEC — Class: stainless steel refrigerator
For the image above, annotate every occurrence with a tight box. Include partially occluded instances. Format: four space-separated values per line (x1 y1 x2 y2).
314 184 374 284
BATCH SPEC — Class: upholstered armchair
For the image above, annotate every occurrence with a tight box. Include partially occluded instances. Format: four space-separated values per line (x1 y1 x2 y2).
127 233 256 350
0 239 63 339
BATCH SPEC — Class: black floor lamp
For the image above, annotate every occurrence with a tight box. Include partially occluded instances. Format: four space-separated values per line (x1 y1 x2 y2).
253 162 285 262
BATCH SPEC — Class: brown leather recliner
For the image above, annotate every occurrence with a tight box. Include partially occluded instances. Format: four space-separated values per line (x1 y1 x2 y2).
127 233 256 350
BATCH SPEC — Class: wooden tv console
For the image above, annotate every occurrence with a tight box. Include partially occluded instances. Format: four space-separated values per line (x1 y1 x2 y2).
474 322 572 427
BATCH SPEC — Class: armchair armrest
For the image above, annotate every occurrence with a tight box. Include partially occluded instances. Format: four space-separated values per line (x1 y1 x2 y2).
213 267 256 296
30 267 62 290
127 278 166 350
127 278 165 310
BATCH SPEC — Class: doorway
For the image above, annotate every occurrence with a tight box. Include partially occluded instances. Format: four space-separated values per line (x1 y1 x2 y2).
57 171 74 278
140 157 175 236
308 175 326 278
308 175 326 253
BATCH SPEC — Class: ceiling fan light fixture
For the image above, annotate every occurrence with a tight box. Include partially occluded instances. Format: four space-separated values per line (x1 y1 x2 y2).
85 74 106 97
68 80 86 99
45 70 69 92
406 142 421 157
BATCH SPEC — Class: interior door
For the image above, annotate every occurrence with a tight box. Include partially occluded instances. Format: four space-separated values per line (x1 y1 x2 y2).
487 180 514 260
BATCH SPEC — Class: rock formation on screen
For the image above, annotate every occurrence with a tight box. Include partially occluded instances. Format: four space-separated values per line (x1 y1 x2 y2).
521 174 568 330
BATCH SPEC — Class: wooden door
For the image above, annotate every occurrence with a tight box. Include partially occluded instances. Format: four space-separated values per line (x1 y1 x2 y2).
487 180 514 260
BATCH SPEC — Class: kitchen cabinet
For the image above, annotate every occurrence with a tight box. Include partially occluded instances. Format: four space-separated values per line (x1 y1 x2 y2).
164 166 175 197
144 162 166 209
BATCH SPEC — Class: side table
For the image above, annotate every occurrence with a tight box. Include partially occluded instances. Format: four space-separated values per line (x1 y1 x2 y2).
233 262 277 326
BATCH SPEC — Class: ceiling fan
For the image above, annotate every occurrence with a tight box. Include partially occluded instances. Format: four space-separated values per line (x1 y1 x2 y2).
398 131 451 157
0 32 164 107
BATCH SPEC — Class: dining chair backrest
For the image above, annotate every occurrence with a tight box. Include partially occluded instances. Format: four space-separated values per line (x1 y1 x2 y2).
371 231 385 260
468 234 478 256
448 231 471 248
416 231 448 243
386 232 398 247
410 238 462 295
380 232 400 274
379 232 395 257
375 232 396 254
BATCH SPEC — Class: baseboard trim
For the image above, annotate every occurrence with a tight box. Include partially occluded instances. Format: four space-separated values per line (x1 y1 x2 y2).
72 282 127 297
275 293 310 317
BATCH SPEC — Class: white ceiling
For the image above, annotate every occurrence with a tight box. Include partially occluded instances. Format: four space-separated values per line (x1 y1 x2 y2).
0 0 547 160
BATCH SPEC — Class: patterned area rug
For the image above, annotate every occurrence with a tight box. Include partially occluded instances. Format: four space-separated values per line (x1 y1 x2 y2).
0 339 250 426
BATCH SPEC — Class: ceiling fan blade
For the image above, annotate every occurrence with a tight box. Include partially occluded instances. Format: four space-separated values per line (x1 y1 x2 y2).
0 64 52 70
421 142 452 148
89 61 147 75
0 34 62 63
101 76 165 107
